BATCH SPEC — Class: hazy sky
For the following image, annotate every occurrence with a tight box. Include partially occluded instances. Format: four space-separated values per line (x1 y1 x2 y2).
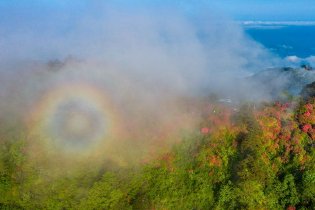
1 0 315 21
212 0 315 20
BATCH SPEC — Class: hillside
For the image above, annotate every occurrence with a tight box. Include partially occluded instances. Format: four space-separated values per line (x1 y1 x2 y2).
249 66 315 98
1 95 315 209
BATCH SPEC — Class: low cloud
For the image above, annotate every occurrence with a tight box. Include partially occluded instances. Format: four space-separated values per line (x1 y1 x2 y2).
0 2 281 165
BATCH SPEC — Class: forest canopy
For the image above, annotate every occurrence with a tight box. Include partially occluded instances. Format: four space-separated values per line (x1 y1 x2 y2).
1 96 315 210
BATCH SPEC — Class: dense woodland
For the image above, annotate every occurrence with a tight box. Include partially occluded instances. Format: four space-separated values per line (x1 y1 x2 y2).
1 96 315 209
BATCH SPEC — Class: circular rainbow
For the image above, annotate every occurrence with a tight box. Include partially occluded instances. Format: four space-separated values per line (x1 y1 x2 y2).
26 83 120 153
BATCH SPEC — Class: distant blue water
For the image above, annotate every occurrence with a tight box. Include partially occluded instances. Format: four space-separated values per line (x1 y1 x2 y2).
245 25 315 58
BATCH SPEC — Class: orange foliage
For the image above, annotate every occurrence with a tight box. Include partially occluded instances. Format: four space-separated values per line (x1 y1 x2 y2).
287 206 296 210
198 99 314 169
209 155 222 167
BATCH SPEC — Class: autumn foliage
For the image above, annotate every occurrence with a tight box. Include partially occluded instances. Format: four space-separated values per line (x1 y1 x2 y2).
1 97 315 209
